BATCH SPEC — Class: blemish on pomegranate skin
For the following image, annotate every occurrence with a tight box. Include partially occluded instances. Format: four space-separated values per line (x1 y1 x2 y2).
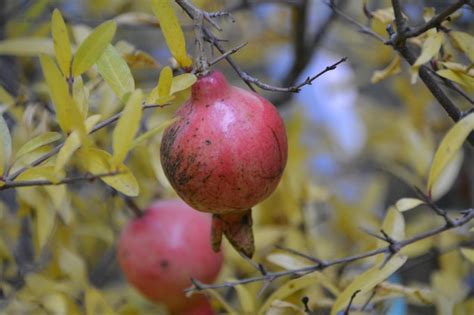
159 260 169 269
205 140 211 145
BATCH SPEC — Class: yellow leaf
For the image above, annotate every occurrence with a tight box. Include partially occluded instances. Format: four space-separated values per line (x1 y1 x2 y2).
51 9 72 77
233 281 256 314
381 206 405 242
371 7 396 24
395 198 424 212
430 149 463 200
112 89 143 165
72 20 117 76
85 148 139 196
0 114 12 175
170 73 197 94
85 287 116 315
258 273 323 315
76 224 114 244
158 66 173 97
204 288 239 314
39 54 86 135
460 248 474 264
412 32 444 70
0 236 12 261
15 132 61 160
59 247 87 286
73 76 89 117
450 31 474 62
36 204 56 250
15 166 63 183
0 85 14 105
54 131 82 173
330 254 407 315
436 69 474 88
131 117 178 149
427 113 474 194
151 0 192 68
41 292 68 315
97 45 135 100
0 37 54 56
371 56 401 83
266 253 311 275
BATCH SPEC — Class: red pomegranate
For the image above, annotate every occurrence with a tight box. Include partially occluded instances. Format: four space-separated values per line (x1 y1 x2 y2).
117 199 223 314
160 71 288 257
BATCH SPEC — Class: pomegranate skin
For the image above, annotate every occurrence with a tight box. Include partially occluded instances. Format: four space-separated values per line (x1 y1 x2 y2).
160 71 288 214
117 199 223 313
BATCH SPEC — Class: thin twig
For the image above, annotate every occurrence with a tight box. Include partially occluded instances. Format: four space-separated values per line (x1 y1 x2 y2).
404 0 469 39
185 208 474 292
344 289 361 315
0 172 121 190
207 42 247 67
6 103 169 181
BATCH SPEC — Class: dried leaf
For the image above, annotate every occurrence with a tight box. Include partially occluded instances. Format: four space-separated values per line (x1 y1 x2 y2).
97 45 135 101
72 20 117 76
112 89 143 165
51 9 72 77
427 113 474 194
151 0 192 68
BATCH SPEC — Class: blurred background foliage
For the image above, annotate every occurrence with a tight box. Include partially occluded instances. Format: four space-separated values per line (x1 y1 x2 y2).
0 0 473 314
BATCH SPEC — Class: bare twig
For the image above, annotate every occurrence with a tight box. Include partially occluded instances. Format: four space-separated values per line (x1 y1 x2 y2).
185 208 474 292
404 0 470 39
275 244 325 265
207 42 247 67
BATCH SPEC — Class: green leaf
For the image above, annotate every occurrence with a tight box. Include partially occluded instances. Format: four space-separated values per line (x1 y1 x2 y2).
112 89 143 165
0 114 12 175
0 37 54 56
427 113 474 194
97 45 135 100
151 0 192 68
72 20 117 76
39 54 86 136
15 132 62 160
330 254 407 315
51 9 72 77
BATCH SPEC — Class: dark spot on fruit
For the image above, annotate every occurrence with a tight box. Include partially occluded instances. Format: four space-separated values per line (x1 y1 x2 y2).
186 121 190 125
205 140 211 145
221 99 224 102
160 260 169 269
206 104 210 108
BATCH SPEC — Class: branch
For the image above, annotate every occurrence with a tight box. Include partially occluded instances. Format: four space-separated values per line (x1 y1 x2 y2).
176 0 346 93
404 0 470 39
0 172 121 190
185 207 474 292
6 103 169 181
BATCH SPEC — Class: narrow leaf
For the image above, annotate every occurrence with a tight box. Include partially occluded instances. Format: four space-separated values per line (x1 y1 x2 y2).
413 32 444 67
395 198 424 212
170 73 197 94
131 117 178 149
427 113 474 194
15 132 61 160
72 20 117 76
450 31 474 62
330 254 407 315
51 9 72 77
0 114 12 175
112 89 143 164
158 66 173 97
0 38 54 56
371 55 401 83
97 45 135 100
151 0 192 68
39 54 86 135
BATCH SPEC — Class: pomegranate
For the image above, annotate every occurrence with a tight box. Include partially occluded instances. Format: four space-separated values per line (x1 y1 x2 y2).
117 199 223 314
160 71 288 257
